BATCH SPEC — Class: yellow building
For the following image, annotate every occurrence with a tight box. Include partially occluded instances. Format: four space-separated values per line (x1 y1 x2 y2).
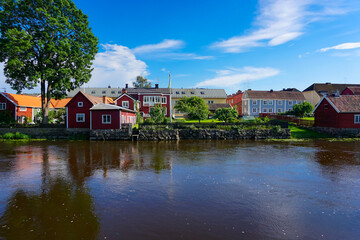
171 88 228 118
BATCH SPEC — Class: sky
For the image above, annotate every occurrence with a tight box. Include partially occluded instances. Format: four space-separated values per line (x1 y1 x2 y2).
1 0 360 94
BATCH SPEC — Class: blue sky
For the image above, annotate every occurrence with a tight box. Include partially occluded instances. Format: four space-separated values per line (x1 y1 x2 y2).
1 0 360 94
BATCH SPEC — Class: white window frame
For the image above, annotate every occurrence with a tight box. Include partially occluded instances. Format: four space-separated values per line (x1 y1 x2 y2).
19 107 27 111
91 91 96 94
78 102 83 107
0 103 6 110
252 108 257 113
161 97 167 104
278 100 283 105
268 108 273 113
143 96 161 104
289 101 293 106
122 101 129 108
263 108 267 113
268 100 273 105
208 100 214 104
102 114 111 124
252 100 257 105
263 100 267 105
278 108 282 113
355 115 360 124
76 113 85 122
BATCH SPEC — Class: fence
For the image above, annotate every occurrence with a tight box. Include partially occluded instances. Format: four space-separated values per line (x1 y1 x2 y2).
259 113 314 127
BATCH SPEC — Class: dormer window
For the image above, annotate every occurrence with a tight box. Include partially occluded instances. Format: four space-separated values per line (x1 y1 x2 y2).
200 91 205 95
91 91 96 94
111 91 115 94
181 91 185 94
176 91 180 94
102 91 106 94
78 102 83 107
190 91 195 94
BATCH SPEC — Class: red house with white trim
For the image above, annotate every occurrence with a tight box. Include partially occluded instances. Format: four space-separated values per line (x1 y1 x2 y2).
314 95 360 128
115 84 171 118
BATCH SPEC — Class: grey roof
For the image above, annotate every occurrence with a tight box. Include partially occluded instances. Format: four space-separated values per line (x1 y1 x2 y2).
68 87 170 98
90 103 136 112
171 88 227 98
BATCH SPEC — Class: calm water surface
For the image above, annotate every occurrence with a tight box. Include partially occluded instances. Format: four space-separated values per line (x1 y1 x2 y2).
0 140 360 240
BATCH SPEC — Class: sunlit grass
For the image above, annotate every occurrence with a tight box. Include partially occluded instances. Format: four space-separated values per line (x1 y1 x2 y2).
289 124 331 139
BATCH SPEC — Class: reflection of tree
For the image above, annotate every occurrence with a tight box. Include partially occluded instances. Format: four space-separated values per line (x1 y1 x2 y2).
0 178 99 240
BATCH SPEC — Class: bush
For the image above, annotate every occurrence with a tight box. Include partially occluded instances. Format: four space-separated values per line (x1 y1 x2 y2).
0 110 14 124
144 118 154 124
2 132 30 140
163 118 171 124
3 133 15 139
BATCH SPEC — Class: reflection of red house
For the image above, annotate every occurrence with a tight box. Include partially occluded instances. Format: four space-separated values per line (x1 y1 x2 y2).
0 92 70 123
314 95 360 128
90 103 136 129
226 90 243 115
341 87 360 96
115 84 171 118
66 91 114 128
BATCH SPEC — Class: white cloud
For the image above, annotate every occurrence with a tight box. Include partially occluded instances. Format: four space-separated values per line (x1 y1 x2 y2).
132 39 184 54
195 66 279 88
212 0 351 53
154 53 213 60
319 42 360 52
90 44 149 87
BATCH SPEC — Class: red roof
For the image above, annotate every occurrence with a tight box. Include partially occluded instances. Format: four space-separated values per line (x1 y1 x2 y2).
326 95 360 113
343 87 360 95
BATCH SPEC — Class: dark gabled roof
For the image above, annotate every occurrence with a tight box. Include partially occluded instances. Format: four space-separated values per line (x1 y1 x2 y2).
65 91 113 107
171 88 227 98
244 90 305 100
67 87 170 98
342 87 360 95
303 83 360 93
126 88 171 94
326 95 360 113
208 103 232 111
114 92 139 102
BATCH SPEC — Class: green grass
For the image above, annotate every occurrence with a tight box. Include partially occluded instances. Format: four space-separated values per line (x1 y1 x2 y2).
289 124 331 139
300 117 314 121
185 119 222 123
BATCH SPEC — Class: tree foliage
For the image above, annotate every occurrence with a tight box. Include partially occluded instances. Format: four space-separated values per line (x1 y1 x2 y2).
174 96 210 123
213 107 238 122
133 76 151 88
0 0 99 124
0 110 14 124
292 102 314 117
149 104 166 123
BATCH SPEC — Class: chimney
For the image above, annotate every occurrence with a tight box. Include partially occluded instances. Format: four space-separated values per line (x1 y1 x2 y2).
270 89 273 92
108 85 111 88
103 96 107 103
122 88 127 94
155 84 159 89
326 82 331 85
125 83 128 88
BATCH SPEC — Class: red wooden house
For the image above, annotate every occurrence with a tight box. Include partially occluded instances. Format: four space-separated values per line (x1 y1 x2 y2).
0 92 70 123
90 103 136 130
66 91 114 128
115 84 171 118
314 95 360 128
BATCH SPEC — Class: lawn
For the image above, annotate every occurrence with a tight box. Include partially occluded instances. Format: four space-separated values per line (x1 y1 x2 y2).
183 119 223 123
300 117 314 121
289 124 331 139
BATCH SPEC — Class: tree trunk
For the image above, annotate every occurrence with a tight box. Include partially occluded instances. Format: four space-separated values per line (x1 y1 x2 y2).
41 80 51 125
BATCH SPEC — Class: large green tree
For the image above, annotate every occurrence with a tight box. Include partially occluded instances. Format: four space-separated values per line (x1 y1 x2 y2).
293 101 314 118
0 0 99 123
174 96 210 123
133 75 152 88
213 107 238 123
149 104 166 123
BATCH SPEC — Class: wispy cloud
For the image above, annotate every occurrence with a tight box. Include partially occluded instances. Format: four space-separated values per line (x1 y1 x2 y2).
212 0 352 53
133 39 213 60
90 44 149 87
132 39 184 54
319 42 360 52
195 66 279 88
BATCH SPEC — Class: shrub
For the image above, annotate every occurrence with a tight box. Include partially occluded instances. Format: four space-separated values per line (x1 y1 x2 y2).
3 133 15 139
0 110 14 124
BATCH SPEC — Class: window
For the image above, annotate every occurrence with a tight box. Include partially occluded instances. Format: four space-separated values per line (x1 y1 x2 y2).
111 91 115 94
78 102 83 107
268 100 273 105
144 96 161 103
76 113 85 122
91 91 96 94
252 108 257 113
269 108 273 113
324 104 328 110
102 114 111 124
102 91 106 94
118 91 122 94
190 91 195 94
208 100 214 104
278 108 282 113
122 101 129 108
0 103 6 110
19 107 27 111
289 101 293 106
278 100 283 105
355 115 360 124
161 97 167 104
252 100 257 105
263 108 267 113
181 91 185 94
288 108 292 111
200 91 205 95
263 100 267 105
176 91 180 94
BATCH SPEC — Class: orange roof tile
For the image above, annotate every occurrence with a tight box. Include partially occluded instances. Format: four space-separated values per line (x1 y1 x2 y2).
50 98 72 108
2 92 70 109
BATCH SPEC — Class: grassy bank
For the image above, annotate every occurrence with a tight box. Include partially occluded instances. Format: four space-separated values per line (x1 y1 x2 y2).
289 124 331 139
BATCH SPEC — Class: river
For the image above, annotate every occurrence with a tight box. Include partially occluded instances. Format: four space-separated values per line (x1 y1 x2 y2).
0 140 359 240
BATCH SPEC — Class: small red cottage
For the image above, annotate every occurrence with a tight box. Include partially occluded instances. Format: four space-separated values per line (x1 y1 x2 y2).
66 91 114 128
90 103 136 129
115 84 171 118
314 95 360 128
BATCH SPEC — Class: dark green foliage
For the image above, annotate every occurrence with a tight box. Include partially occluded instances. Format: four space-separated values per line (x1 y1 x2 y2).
149 104 166 123
292 102 314 117
133 76 151 88
174 97 210 123
0 110 14 124
2 132 30 139
0 0 99 124
213 107 238 122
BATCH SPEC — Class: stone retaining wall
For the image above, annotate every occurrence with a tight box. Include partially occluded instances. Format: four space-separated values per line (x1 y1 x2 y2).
311 127 360 138
0 128 90 139
90 128 132 141
138 129 290 141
